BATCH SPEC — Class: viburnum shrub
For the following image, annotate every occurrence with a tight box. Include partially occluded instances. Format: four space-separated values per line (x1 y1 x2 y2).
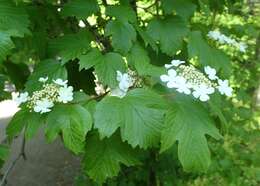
0 0 259 185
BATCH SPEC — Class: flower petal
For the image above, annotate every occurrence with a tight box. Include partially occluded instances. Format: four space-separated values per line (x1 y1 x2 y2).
160 75 170 82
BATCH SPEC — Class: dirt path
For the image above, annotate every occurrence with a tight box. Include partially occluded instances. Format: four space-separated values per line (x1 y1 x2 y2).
0 118 81 186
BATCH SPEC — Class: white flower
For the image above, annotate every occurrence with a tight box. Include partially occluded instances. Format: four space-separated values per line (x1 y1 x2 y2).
33 99 54 114
39 77 48 83
192 84 215 102
12 92 29 106
58 86 74 103
165 59 185 69
53 79 68 87
208 30 246 53
78 20 86 28
237 42 247 53
207 30 221 41
217 79 233 97
224 37 236 45
204 66 218 80
174 76 191 95
160 69 179 88
116 71 134 92
218 34 228 44
111 71 134 98
110 87 127 98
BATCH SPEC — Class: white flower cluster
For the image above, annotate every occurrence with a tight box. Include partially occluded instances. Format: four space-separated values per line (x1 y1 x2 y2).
160 60 233 102
12 77 74 114
207 30 247 52
111 71 135 98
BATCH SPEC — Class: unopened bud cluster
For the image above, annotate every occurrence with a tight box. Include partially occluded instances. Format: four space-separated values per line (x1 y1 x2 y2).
12 77 74 114
160 59 233 102
127 69 143 88
178 65 215 88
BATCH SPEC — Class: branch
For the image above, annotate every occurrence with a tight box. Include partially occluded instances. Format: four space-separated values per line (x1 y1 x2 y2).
82 20 111 53
69 91 109 105
0 134 27 186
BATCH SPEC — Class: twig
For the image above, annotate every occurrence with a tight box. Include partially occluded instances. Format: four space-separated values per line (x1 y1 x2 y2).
136 1 157 10
0 134 27 186
89 91 109 101
161 93 175 98
82 20 110 52
155 0 159 16
0 155 22 186
69 91 109 105
21 135 27 161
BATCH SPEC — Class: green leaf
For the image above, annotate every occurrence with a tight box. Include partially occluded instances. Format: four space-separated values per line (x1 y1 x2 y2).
79 51 126 88
161 95 222 172
187 31 231 77
45 104 92 154
0 145 9 161
95 52 126 88
3 61 30 90
0 32 14 62
127 43 164 76
94 89 166 149
25 112 45 140
61 0 99 19
25 59 67 93
147 16 188 56
79 48 103 70
48 31 92 64
0 0 30 37
6 109 43 140
105 20 136 54
161 0 197 19
6 110 27 139
135 26 158 53
208 93 229 131
83 133 140 183
127 43 150 74
94 96 122 139
106 5 136 23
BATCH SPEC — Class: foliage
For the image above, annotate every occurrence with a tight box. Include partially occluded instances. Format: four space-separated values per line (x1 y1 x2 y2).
0 0 259 185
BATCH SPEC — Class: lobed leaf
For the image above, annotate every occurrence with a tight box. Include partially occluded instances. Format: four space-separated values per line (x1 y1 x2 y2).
105 20 136 55
0 32 14 63
25 59 67 93
161 95 222 172
187 31 231 77
161 0 197 19
127 43 164 77
147 16 189 56
48 31 92 64
106 5 136 23
94 89 167 149
45 104 92 154
61 0 99 19
94 52 126 88
83 133 140 183
79 48 103 70
6 109 44 140
0 0 30 37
